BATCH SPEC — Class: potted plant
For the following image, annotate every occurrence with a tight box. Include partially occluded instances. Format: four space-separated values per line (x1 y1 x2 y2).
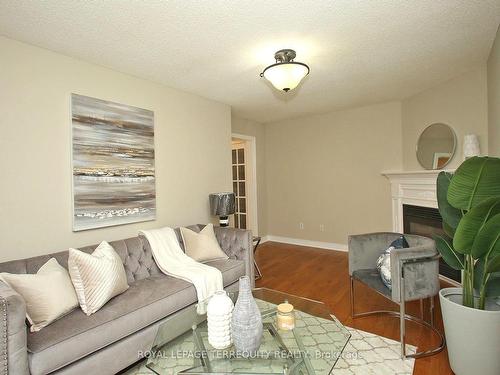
435 156 500 375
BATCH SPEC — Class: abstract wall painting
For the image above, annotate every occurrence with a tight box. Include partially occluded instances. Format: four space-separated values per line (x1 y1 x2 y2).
71 94 155 231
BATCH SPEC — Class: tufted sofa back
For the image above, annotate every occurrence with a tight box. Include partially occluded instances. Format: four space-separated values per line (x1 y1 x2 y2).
0 224 204 284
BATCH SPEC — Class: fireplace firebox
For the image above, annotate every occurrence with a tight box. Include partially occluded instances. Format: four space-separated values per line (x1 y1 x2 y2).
403 204 461 283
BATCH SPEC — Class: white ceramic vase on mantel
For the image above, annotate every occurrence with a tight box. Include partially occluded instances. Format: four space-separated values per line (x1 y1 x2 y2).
207 290 234 350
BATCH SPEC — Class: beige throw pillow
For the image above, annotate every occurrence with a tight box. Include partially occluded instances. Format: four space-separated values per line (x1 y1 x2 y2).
0 258 79 332
180 224 229 263
68 241 129 315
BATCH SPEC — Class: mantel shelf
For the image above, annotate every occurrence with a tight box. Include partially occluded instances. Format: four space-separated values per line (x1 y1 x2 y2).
381 169 456 179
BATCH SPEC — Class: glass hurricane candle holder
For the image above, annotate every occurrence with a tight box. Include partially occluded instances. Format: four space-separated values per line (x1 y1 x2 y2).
276 300 295 330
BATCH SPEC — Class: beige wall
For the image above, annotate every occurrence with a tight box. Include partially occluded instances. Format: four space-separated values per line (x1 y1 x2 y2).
488 27 500 157
231 116 268 236
2 35 497 259
264 102 403 245
402 67 489 169
0 37 232 262
259 66 492 245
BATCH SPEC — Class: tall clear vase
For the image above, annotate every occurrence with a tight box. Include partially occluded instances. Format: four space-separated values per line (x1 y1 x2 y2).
231 276 263 355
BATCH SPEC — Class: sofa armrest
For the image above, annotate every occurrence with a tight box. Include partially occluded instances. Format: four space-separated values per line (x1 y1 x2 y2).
0 281 29 375
214 227 255 287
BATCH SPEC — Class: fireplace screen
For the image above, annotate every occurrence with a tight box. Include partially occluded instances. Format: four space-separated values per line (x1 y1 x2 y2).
403 204 461 283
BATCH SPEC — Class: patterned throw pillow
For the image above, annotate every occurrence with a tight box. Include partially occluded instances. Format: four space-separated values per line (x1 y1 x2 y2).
376 236 409 290
68 241 129 315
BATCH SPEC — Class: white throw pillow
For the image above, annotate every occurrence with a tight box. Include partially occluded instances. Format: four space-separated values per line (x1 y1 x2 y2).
0 258 79 332
68 241 129 315
180 224 229 263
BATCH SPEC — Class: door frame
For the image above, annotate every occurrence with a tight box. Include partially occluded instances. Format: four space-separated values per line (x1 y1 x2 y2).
231 133 258 236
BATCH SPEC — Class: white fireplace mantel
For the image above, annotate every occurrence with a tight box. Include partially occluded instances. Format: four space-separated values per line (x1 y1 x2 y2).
381 170 455 233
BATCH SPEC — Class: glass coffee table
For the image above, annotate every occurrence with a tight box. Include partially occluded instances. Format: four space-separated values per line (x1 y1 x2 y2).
146 288 350 374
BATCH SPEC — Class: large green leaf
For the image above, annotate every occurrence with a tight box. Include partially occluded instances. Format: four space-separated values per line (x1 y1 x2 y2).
437 171 462 230
484 273 500 297
443 221 456 238
434 235 464 270
454 197 500 255
448 157 500 211
474 260 500 297
487 254 500 273
471 213 500 259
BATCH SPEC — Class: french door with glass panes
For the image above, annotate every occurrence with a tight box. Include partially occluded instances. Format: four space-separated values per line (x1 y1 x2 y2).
231 144 247 229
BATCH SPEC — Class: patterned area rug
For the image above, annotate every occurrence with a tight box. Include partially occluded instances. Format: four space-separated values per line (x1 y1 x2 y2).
125 327 415 375
333 327 415 375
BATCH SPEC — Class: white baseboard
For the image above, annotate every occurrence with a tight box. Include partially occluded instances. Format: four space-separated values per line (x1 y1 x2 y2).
261 235 348 252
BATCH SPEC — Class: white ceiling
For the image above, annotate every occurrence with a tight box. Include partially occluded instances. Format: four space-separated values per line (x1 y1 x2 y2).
1 1 499 123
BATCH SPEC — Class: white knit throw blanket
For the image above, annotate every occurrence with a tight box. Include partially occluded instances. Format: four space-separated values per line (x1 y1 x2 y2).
139 227 223 314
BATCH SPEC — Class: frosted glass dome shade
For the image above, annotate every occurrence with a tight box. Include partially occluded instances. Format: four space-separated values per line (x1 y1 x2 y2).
261 62 309 92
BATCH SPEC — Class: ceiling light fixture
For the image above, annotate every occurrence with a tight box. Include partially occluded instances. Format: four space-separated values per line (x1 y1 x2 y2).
260 49 310 92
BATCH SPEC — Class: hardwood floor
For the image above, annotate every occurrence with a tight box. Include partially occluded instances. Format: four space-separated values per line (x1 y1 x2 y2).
255 241 453 375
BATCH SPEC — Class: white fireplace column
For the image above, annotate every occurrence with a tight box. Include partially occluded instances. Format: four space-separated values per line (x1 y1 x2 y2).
381 170 455 233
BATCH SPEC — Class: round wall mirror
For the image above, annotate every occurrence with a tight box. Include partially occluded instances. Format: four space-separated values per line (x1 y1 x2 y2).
416 123 456 170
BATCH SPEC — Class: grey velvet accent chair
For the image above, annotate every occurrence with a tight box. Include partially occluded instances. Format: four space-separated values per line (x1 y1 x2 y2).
348 232 445 359
0 225 254 375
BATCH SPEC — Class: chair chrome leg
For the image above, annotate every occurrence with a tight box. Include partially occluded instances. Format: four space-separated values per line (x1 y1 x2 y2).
350 276 355 318
400 269 406 359
254 260 263 280
350 271 445 359
430 295 435 328
400 302 406 358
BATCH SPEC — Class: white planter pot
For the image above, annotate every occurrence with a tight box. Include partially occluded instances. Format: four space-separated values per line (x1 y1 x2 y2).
439 288 500 375
207 290 234 350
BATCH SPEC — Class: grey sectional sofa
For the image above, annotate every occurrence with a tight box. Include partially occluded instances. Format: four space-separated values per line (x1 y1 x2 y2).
0 225 254 375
